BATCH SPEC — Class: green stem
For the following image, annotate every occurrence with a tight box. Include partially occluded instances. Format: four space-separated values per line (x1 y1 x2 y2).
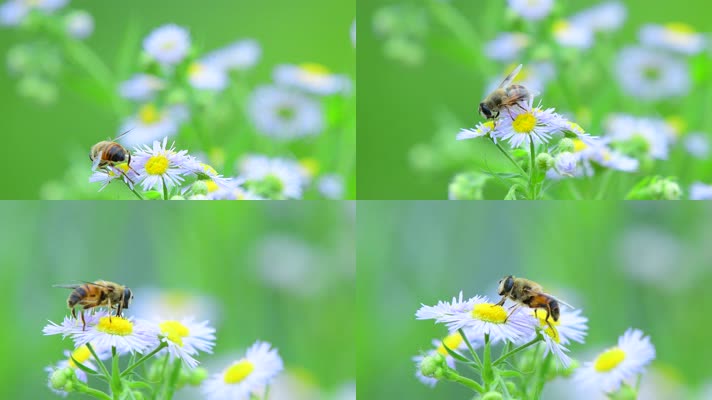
595 169 614 200
110 346 122 398
162 359 182 400
491 138 527 176
444 368 485 393
529 139 537 199
86 343 111 378
162 176 168 200
482 333 494 390
121 342 167 377
458 328 482 367
534 353 552 399
124 182 144 200
493 335 543 366
76 384 113 400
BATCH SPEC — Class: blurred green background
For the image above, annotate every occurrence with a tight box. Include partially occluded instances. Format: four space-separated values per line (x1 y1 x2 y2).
0 202 354 399
357 0 712 199
357 202 712 398
0 0 354 199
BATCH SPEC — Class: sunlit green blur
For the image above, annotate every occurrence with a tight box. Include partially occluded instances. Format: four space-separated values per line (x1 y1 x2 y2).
358 0 712 199
357 202 712 398
0 0 355 199
0 202 354 398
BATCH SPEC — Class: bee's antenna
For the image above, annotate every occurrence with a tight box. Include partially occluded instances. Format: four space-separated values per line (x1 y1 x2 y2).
113 128 135 142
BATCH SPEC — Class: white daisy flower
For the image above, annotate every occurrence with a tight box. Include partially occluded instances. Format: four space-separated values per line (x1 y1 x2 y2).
65 10 93 40
575 328 655 393
413 331 478 387
531 308 588 368
570 2 626 33
202 341 283 400
143 24 190 66
118 104 181 147
0 1 26 26
615 46 690 101
576 139 639 173
684 132 709 159
457 121 495 141
507 0 553 21
555 151 578 176
44 312 105 338
690 182 712 200
131 137 191 193
639 23 705 55
202 39 261 71
552 20 593 50
494 101 562 148
119 74 165 101
605 114 672 160
247 85 324 140
239 155 306 199
484 32 530 62
158 318 216 369
89 163 139 191
416 292 537 343
273 63 351 96
189 62 228 91
34 0 67 12
317 173 345 199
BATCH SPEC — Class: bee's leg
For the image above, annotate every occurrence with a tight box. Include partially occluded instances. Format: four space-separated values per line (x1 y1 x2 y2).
81 311 86 331
71 307 77 320
508 303 519 310
505 304 521 322
506 108 515 119
514 102 527 112
495 297 506 306
116 167 135 185
117 299 123 318
107 298 112 322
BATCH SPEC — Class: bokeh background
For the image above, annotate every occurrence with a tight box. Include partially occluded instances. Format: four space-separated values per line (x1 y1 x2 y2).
357 202 712 399
0 0 355 199
358 0 712 199
0 202 355 399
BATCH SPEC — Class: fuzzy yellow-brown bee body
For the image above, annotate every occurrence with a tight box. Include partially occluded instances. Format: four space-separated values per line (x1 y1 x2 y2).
89 141 131 169
479 64 533 123
496 275 571 330
54 280 134 330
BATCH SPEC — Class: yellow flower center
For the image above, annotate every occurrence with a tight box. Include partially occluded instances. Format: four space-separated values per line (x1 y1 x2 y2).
299 158 320 177
567 122 584 134
188 63 204 77
224 359 255 384
472 303 508 323
145 155 169 175
594 347 626 372
199 163 218 176
206 180 219 193
68 345 92 368
534 309 561 343
483 121 495 130
573 139 587 153
96 316 133 336
139 104 161 125
553 20 571 35
437 332 464 356
300 63 330 76
159 321 190 347
665 116 686 137
665 22 695 34
512 112 537 134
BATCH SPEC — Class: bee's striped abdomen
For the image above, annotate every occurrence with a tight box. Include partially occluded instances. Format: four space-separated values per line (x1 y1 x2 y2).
104 144 127 163
68 286 88 307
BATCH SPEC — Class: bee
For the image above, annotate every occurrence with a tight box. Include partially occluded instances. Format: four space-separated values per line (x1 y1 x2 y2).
90 129 137 181
479 64 533 125
54 280 134 330
496 275 571 333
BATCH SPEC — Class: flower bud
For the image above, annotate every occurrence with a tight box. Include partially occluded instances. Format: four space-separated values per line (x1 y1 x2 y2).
536 153 554 170
555 152 578 176
170 195 185 200
558 138 575 153
419 353 446 377
49 369 69 390
448 172 490 200
482 392 504 400
188 367 209 386
191 180 209 196
626 176 681 200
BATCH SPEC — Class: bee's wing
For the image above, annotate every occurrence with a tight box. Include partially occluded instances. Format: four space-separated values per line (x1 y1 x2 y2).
91 151 103 171
53 283 82 289
550 295 574 309
498 64 523 89
113 128 134 142
80 280 114 290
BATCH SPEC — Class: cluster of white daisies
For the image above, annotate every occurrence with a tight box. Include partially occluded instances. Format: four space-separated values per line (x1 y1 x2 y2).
415 291 655 396
91 136 331 200
43 310 283 400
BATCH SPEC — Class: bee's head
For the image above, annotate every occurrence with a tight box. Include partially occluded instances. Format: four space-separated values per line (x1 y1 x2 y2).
478 102 493 119
498 275 515 296
123 288 133 309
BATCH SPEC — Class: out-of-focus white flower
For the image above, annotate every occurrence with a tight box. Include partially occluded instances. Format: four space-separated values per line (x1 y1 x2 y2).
615 46 690 101
130 288 221 323
350 20 356 47
555 152 578 176
690 182 712 200
188 62 228 91
268 371 323 400
317 173 345 199
605 114 673 160
65 10 93 39
274 64 351 96
507 0 553 21
639 23 705 55
143 24 190 66
484 32 530 62
683 132 709 159
552 20 593 49
202 39 261 71
247 85 324 140
118 104 186 147
119 74 165 101
0 1 28 26
571 2 627 33
637 367 690 400
239 155 307 199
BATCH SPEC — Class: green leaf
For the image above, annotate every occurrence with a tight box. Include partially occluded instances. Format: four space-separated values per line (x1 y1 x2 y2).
504 184 522 200
116 19 141 79
143 191 162 200
442 342 475 364
70 356 101 376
